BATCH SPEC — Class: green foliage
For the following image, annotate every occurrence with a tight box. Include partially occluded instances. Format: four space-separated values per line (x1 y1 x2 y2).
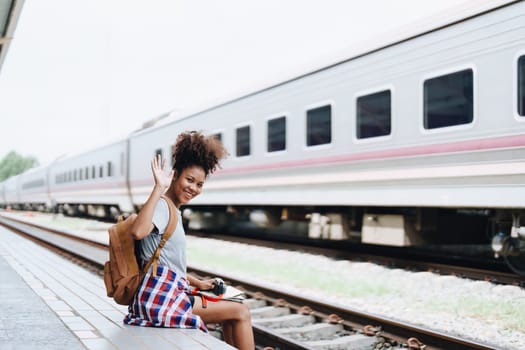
0 151 39 181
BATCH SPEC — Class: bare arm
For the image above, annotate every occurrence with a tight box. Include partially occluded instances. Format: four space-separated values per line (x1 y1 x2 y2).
187 274 215 290
129 155 174 240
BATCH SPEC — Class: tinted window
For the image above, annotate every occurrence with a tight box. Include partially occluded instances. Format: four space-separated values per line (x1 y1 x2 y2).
519 55 525 116
22 179 45 189
424 69 473 129
107 162 113 177
236 126 251 157
307 105 331 146
120 152 125 176
212 133 222 142
356 90 391 139
267 116 286 152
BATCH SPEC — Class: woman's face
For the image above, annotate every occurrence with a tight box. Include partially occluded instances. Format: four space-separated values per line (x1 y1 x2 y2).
171 165 206 207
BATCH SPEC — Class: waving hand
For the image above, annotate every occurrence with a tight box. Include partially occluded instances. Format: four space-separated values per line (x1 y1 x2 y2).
151 154 174 192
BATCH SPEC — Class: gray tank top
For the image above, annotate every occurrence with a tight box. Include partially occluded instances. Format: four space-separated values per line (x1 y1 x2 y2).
138 198 187 277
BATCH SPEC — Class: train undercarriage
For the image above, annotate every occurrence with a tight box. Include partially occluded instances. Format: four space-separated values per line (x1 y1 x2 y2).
183 205 525 275
2 201 524 274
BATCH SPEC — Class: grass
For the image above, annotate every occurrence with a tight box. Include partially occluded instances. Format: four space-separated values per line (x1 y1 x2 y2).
188 238 402 299
187 236 525 335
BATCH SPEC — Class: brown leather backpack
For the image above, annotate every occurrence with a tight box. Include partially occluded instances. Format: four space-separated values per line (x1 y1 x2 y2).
104 196 177 305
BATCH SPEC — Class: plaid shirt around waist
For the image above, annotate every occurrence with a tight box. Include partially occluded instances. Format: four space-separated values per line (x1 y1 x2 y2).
123 264 207 332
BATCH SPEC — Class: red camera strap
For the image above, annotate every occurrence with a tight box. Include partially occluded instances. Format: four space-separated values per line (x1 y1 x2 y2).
190 288 224 308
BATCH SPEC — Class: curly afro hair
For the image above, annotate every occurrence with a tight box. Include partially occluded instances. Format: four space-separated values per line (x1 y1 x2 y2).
171 131 228 177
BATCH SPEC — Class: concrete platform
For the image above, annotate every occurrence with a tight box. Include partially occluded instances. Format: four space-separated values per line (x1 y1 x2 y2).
0 226 235 350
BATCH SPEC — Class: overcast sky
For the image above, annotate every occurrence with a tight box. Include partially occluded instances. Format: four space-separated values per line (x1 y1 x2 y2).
0 0 502 165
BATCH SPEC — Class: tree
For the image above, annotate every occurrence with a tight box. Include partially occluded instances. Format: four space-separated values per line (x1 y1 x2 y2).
0 151 39 181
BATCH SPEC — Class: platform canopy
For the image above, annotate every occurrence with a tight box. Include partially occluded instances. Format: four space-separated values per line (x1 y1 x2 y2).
0 0 24 73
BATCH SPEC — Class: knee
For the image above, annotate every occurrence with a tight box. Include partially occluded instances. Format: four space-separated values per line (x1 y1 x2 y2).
235 302 251 322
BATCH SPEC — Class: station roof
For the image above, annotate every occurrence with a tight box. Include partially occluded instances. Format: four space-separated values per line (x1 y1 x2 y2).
0 0 24 73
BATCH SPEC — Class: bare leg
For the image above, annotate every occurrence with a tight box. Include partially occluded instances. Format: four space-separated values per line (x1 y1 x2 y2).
192 297 254 350
222 320 234 344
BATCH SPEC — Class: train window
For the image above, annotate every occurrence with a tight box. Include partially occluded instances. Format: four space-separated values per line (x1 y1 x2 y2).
307 105 331 146
120 152 125 176
79 168 83 181
92 166 96 179
22 179 45 189
154 149 165 168
107 162 113 177
212 133 222 142
356 90 391 139
236 125 251 157
85 167 89 180
68 171 72 182
519 55 525 116
424 68 473 129
99 166 103 178
267 116 286 152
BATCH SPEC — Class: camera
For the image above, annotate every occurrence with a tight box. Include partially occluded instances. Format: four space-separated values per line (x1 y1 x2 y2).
212 278 226 295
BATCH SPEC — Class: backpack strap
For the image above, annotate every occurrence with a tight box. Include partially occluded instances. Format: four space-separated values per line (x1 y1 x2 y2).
142 195 178 276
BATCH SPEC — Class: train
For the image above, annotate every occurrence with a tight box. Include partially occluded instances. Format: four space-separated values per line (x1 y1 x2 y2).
1 0 525 273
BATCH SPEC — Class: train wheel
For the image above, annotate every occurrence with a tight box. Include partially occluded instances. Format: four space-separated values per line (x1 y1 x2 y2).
504 255 525 275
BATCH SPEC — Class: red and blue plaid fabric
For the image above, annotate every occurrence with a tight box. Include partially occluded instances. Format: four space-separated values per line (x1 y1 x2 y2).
124 265 207 332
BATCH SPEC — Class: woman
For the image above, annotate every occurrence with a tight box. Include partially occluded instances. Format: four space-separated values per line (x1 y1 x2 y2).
124 131 254 350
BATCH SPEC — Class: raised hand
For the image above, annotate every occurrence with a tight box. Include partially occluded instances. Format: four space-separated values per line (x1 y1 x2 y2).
151 154 174 191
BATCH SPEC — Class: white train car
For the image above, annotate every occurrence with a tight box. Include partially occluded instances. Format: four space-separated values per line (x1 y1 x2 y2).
123 1 525 270
204 2 525 210
3 175 20 208
0 181 5 207
129 2 525 216
18 165 51 211
47 140 133 217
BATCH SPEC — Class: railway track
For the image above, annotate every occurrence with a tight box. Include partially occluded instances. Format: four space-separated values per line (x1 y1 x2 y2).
0 213 500 349
192 231 524 287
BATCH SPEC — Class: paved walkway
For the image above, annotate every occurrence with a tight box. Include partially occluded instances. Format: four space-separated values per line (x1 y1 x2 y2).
0 225 235 350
